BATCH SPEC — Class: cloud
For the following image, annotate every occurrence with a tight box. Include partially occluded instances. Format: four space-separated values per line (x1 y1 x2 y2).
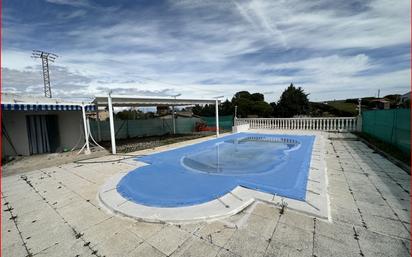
95 87 177 97
2 0 410 102
2 66 91 96
44 0 91 8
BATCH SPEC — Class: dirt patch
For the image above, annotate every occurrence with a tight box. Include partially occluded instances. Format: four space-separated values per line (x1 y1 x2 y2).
2 149 109 176
99 133 211 153
3 133 212 176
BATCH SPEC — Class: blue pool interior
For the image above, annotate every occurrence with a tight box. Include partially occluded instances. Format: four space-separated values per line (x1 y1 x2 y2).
117 133 315 207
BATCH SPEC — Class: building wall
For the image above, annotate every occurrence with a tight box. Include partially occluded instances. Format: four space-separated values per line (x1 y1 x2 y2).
2 111 31 156
58 111 84 151
2 111 85 158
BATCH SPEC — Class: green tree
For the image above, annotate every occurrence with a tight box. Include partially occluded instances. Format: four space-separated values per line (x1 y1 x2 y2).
251 93 264 101
232 91 273 117
220 99 234 115
276 84 309 117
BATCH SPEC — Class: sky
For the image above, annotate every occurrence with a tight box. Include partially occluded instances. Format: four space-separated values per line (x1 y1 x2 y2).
3 0 411 102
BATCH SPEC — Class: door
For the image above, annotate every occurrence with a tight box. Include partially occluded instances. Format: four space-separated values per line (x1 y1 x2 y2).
26 115 60 154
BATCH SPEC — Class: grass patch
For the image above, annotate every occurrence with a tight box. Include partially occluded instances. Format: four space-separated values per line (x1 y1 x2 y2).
325 100 357 115
353 132 410 169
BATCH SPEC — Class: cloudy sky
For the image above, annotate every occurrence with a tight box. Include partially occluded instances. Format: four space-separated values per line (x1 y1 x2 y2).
3 0 410 102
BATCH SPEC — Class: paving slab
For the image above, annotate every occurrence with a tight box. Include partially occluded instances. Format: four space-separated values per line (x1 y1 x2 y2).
330 205 363 227
1 217 26 254
146 225 192 256
313 234 361 257
7 196 49 217
361 214 409 239
356 200 397 220
129 241 167 257
279 209 314 232
357 228 410 257
128 220 166 240
23 222 77 255
178 221 205 234
248 202 280 220
224 229 269 257
34 238 93 257
82 216 133 247
268 222 313 256
57 200 110 232
94 228 144 257
2 241 28 257
216 249 240 257
171 236 221 257
195 221 236 248
238 213 277 240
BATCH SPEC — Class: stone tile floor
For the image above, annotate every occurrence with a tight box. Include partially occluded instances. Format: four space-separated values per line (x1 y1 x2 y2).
2 134 410 257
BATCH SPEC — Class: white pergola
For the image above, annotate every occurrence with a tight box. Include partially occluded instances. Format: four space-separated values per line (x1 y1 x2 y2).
93 94 221 154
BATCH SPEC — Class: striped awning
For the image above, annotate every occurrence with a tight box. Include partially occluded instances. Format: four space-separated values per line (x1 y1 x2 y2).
1 103 96 111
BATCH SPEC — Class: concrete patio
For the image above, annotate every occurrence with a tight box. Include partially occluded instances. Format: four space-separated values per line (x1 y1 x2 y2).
2 132 410 257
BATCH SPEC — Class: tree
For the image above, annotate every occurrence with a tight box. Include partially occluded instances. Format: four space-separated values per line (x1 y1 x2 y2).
232 91 273 117
270 101 277 117
220 99 234 116
251 93 264 101
276 84 309 117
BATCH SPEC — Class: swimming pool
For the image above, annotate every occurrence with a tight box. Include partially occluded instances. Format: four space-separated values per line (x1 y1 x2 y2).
117 133 314 207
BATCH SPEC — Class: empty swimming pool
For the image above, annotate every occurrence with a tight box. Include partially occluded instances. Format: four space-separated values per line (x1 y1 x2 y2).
117 133 314 207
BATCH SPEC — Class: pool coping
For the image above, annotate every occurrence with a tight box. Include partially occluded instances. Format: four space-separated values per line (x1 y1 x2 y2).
98 130 330 223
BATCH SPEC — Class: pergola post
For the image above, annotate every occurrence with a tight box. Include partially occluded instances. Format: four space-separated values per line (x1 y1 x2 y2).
108 93 117 154
81 103 91 154
172 105 176 134
215 99 219 137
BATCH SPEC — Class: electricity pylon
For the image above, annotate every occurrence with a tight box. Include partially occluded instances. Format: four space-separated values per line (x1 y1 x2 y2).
32 50 58 98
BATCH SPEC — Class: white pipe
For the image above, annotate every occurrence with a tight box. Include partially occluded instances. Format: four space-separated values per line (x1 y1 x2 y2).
81 103 91 155
87 117 105 150
108 93 116 154
215 99 219 137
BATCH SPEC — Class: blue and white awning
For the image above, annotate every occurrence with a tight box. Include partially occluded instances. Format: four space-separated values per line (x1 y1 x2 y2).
1 103 96 111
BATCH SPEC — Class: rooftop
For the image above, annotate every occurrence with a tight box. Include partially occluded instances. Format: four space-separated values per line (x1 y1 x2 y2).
1 93 89 105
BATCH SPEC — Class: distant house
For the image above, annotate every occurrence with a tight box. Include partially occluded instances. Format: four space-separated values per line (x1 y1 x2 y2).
400 91 411 103
158 112 200 119
2 93 95 159
370 98 390 110
156 105 169 115
89 109 109 121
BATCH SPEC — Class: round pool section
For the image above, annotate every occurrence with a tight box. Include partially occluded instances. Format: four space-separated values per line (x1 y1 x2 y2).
116 133 314 208
181 137 300 175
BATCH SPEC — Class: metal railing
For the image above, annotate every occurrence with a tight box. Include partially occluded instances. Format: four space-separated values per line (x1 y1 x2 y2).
234 117 358 132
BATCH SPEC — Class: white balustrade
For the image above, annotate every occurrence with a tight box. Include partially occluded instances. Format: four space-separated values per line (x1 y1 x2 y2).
234 117 358 132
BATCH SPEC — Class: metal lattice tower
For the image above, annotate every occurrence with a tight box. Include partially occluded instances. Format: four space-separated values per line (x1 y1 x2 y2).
32 50 58 98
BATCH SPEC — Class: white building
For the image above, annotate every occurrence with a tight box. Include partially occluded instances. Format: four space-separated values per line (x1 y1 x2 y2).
2 93 95 158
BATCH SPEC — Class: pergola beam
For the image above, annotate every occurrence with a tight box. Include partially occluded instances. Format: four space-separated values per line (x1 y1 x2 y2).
93 95 217 107
96 94 221 155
